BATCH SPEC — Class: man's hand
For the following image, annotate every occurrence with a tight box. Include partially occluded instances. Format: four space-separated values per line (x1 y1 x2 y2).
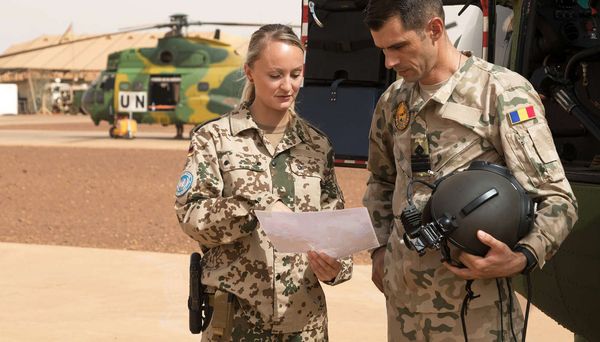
371 246 386 293
444 230 527 279
307 251 341 282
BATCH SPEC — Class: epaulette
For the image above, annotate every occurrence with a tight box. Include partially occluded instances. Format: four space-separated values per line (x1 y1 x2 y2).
301 118 334 147
190 116 222 135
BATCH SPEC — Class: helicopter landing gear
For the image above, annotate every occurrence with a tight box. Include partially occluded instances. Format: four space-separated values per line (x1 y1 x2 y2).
109 114 137 139
175 123 184 139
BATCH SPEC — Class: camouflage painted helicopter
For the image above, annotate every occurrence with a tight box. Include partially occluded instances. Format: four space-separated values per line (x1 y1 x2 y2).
81 14 267 139
297 1 600 341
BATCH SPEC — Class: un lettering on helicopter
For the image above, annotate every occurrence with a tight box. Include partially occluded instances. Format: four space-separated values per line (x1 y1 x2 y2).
118 91 147 112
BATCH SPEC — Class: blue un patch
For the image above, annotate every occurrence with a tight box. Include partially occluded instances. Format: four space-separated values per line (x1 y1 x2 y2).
176 171 194 197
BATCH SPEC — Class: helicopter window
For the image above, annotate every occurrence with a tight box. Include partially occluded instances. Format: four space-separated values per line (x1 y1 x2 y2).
197 82 210 92
160 50 174 64
148 75 181 111
101 75 115 91
119 82 130 91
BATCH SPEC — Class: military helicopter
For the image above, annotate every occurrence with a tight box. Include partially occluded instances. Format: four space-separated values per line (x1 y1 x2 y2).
80 14 269 139
296 1 600 341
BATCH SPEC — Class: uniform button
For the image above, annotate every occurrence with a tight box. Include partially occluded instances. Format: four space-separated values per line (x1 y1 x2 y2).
275 274 281 280
297 164 303 170
271 160 277 167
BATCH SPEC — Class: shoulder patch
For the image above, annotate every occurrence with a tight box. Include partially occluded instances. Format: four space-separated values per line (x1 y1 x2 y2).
175 171 194 197
508 105 536 125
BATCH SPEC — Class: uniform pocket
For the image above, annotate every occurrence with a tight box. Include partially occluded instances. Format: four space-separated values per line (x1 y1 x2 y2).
528 124 559 163
218 153 269 197
288 155 323 211
219 153 267 172
506 124 564 187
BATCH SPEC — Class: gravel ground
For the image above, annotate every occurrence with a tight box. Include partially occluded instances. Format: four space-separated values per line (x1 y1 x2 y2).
0 117 371 263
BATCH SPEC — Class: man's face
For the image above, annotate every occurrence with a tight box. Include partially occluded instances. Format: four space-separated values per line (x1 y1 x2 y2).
370 16 436 83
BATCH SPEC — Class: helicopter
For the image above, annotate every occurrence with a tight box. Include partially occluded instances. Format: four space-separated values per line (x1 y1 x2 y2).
80 14 270 139
296 1 600 341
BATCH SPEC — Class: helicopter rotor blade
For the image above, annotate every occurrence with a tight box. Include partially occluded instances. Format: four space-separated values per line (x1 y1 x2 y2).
0 15 300 59
0 22 175 60
188 21 265 27
0 27 148 59
118 23 172 32
188 21 300 28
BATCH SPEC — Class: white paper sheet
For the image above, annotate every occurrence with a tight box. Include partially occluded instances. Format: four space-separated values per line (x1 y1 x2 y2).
254 207 379 258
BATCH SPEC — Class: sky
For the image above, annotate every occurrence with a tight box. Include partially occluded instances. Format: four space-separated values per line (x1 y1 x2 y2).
0 0 301 53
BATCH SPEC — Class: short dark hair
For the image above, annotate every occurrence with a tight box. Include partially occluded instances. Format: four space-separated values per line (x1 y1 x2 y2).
365 0 445 31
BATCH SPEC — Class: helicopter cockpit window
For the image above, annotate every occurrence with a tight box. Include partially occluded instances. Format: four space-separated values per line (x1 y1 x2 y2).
148 75 181 111
100 74 115 91
521 0 600 183
119 82 131 91
159 50 174 64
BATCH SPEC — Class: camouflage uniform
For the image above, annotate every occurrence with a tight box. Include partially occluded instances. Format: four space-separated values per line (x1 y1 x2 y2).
363 54 578 341
175 105 352 341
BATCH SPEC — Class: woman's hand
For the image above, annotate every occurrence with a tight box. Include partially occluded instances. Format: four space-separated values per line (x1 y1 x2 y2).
307 251 341 282
268 201 292 212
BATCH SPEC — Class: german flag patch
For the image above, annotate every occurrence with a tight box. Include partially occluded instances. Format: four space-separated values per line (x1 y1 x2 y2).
508 105 536 125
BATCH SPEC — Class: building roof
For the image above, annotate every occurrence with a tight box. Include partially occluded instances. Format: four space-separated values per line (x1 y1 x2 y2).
0 31 248 72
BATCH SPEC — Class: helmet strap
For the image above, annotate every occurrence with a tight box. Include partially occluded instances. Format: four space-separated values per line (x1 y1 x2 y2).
460 279 480 342
440 240 463 268
460 276 533 342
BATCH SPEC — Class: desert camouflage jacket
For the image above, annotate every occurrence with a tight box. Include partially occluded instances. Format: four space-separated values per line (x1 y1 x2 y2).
175 106 352 333
363 54 578 312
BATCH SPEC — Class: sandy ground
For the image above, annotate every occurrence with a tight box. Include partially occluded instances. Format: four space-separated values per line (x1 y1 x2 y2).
0 114 370 259
0 114 574 341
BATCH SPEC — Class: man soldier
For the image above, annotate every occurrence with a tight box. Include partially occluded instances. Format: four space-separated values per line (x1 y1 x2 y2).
362 0 578 340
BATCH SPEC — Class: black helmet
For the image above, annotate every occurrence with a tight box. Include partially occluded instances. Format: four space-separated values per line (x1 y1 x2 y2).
402 161 535 258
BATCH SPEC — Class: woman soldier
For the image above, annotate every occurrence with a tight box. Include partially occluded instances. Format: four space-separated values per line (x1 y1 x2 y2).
174 24 353 341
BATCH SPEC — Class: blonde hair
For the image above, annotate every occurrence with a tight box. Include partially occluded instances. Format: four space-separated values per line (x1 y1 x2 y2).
241 24 304 115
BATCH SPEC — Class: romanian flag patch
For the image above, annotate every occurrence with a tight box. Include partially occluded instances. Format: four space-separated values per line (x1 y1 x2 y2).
508 105 536 125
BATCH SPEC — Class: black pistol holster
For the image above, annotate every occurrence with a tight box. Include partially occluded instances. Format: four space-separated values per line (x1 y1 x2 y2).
188 252 212 334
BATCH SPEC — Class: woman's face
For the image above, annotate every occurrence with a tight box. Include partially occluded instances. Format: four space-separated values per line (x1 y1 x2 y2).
244 40 304 115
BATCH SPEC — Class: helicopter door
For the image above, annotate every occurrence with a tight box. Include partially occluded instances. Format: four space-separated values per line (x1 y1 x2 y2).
148 75 181 111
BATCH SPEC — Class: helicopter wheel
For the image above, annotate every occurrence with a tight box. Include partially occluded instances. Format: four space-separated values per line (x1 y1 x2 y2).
109 126 117 138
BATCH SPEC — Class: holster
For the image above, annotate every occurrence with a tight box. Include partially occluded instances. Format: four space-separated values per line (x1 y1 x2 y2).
188 252 212 334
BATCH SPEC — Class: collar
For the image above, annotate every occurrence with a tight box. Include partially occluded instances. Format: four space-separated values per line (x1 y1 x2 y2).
228 104 313 146
405 52 476 113
430 52 475 105
229 105 258 136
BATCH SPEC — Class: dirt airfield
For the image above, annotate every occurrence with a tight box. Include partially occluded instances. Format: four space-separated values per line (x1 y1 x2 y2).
0 114 573 341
